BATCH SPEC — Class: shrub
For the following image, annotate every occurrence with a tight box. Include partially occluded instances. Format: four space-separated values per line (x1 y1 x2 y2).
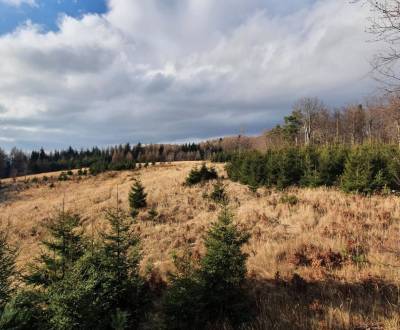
280 194 299 206
58 172 69 181
148 207 158 222
185 164 218 186
210 181 228 204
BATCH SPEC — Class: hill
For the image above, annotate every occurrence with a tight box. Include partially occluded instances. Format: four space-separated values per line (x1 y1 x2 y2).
0 161 399 329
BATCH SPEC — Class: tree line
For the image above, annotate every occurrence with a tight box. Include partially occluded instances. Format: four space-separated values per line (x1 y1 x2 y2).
227 144 400 194
265 95 400 148
0 143 223 179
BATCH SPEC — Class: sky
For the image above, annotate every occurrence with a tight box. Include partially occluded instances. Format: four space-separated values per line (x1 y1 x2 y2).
0 0 381 150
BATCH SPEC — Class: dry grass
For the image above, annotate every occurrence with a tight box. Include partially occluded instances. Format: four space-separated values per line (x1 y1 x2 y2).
0 161 399 329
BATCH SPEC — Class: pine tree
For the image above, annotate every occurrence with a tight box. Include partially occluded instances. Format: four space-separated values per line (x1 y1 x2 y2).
0 231 16 311
129 180 147 217
27 210 84 287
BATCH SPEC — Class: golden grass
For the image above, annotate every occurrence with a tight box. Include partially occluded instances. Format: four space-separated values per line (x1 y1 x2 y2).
0 161 399 329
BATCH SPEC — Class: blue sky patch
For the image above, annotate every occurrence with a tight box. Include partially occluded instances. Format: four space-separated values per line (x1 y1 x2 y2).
0 0 108 34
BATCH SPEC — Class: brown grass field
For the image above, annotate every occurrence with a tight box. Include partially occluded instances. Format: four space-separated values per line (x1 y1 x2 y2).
0 161 399 329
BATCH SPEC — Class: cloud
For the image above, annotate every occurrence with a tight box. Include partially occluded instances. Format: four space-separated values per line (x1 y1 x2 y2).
0 0 37 7
0 0 381 150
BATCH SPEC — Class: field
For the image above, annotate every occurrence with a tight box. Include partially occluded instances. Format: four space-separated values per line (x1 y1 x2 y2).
0 162 399 329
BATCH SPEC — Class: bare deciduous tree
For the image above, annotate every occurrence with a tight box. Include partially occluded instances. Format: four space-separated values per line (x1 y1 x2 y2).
363 0 400 91
293 97 325 145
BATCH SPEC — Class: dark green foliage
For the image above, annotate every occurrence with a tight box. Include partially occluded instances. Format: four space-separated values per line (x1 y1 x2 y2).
129 180 147 217
148 207 158 221
89 160 108 175
0 232 16 311
341 145 398 194
58 172 69 181
282 111 302 143
0 290 48 330
210 181 228 204
97 208 146 327
227 144 400 194
43 208 146 329
163 209 251 329
27 211 84 287
185 163 218 186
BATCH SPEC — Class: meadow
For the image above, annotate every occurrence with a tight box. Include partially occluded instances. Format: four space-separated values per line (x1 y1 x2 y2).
0 161 399 329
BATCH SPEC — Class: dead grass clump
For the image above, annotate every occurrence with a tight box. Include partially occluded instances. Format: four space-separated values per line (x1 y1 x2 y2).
289 244 344 269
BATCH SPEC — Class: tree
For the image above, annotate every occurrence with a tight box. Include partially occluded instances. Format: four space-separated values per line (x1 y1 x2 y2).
27 211 84 287
99 207 145 327
363 0 400 91
129 180 147 217
0 231 16 311
0 290 48 330
293 97 325 145
282 111 302 144
0 148 8 179
43 208 146 329
185 164 218 186
163 208 251 329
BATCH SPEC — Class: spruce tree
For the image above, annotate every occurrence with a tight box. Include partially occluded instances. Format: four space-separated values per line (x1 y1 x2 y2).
45 208 146 329
129 180 147 217
163 208 251 329
100 207 145 326
27 210 84 287
200 208 251 326
0 231 16 311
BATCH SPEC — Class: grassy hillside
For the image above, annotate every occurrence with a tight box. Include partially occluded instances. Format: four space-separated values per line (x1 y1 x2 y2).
0 161 399 329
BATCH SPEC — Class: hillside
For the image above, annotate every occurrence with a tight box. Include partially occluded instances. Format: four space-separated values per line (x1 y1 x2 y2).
0 162 399 329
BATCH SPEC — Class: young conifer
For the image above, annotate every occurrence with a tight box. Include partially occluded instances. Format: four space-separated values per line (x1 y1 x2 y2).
129 179 147 218
0 231 16 311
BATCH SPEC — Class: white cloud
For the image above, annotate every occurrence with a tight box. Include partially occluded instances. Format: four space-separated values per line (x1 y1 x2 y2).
0 0 381 149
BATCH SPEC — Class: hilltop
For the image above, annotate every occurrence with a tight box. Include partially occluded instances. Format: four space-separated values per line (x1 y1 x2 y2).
0 161 398 329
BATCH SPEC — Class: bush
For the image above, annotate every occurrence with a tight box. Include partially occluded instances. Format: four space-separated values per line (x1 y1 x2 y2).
185 164 218 186
58 172 69 181
280 194 299 206
210 181 228 204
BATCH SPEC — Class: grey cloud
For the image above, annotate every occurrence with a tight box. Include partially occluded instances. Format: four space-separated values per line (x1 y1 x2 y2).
0 0 381 150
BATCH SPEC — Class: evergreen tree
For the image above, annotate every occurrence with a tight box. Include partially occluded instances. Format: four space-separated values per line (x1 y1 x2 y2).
27 211 84 287
163 208 251 329
99 207 146 326
0 231 16 311
210 181 228 205
185 163 218 186
0 290 48 330
199 208 251 326
129 180 147 217
341 147 374 194
45 208 146 329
